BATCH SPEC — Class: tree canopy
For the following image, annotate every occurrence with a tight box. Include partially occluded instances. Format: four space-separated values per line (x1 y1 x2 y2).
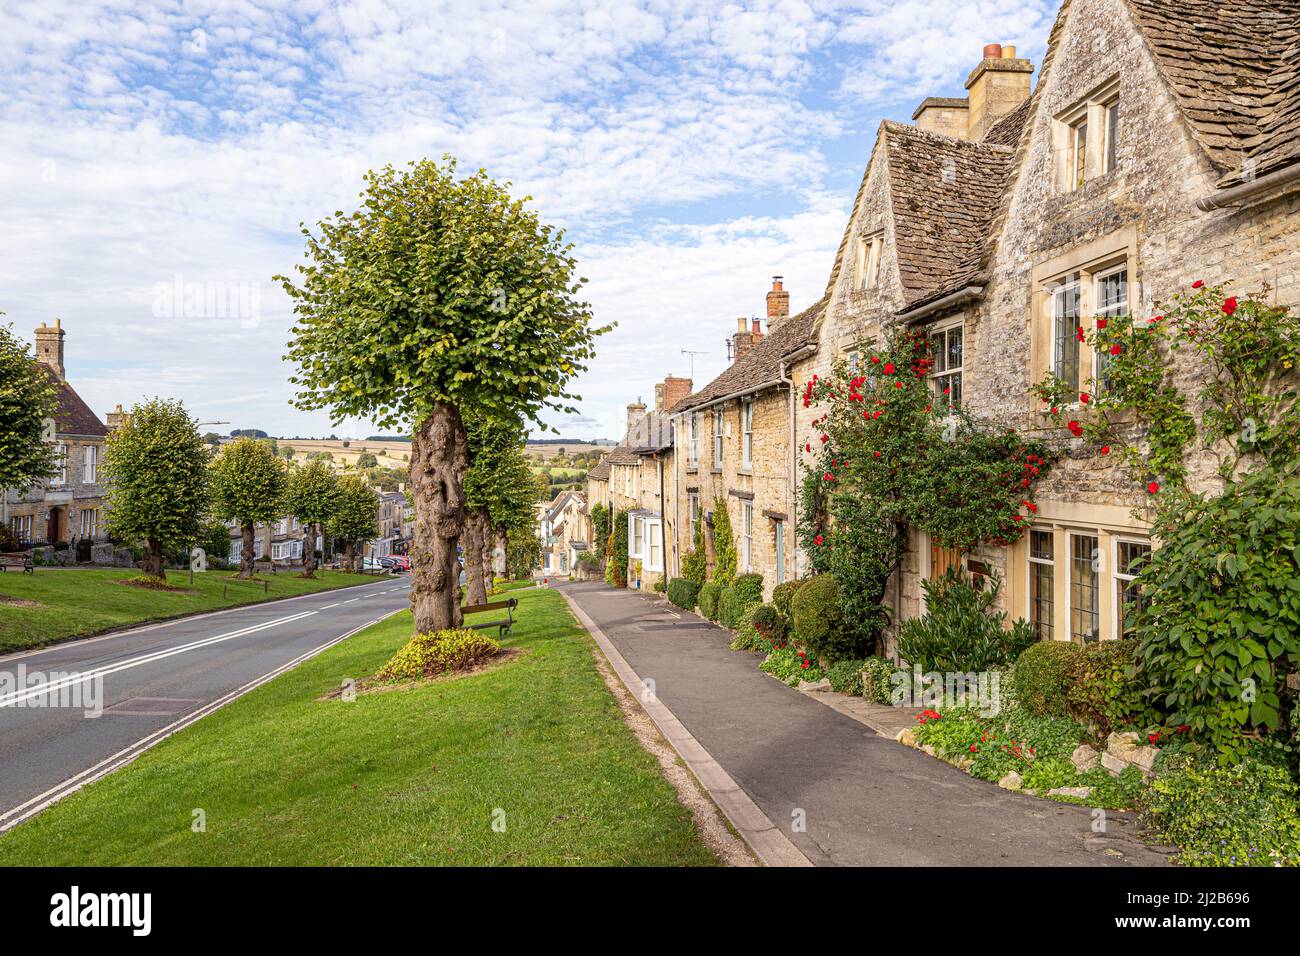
0 320 58 493
210 437 288 577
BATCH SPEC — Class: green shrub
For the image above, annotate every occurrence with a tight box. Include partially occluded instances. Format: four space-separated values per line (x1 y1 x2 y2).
718 573 763 629
860 658 895 704
652 577 666 593
377 628 501 681
666 578 702 611
730 620 770 652
760 643 824 687
896 569 1034 673
826 658 866 695
1012 640 1081 717
681 515 708 585
712 498 737 585
698 582 723 621
790 574 861 662
1065 639 1147 734
771 579 805 619
1141 756 1300 866
748 603 785 642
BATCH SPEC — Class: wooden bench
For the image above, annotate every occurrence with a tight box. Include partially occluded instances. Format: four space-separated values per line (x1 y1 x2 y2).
462 597 517 639
0 552 34 574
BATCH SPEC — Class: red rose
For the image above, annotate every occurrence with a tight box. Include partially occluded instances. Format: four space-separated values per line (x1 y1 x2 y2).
801 660 810 670
820 433 828 443
1079 392 1090 404
805 442 811 452
883 362 895 374
1147 481 1159 494
1148 732 1161 744
823 471 834 482
1222 296 1238 315
1110 344 1122 356
969 744 978 753
1100 445 1110 455
873 450 881 458
1076 326 1085 343
814 534 823 546
1050 406 1059 415
1192 279 1204 288
1096 318 1108 330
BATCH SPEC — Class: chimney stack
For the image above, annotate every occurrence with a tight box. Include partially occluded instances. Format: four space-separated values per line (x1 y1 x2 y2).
34 318 66 381
106 403 129 430
626 398 646 435
965 42 1033 141
658 375 693 413
766 276 790 330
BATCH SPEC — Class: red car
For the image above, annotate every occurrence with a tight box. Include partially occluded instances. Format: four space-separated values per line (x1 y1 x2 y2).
389 555 411 572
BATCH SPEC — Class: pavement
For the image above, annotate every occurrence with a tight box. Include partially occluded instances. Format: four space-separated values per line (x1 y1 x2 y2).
559 580 1172 867
0 576 411 832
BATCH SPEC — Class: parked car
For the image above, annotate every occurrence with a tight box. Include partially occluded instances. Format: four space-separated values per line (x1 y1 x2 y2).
377 555 396 569
389 555 410 572
362 556 386 571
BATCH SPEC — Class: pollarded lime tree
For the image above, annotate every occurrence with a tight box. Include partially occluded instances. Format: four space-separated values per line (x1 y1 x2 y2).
463 413 532 603
103 399 210 580
330 474 380 572
209 437 287 578
0 320 59 510
279 157 607 631
283 460 341 578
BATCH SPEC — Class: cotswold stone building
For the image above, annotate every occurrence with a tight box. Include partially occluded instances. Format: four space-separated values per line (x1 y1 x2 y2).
669 280 823 600
793 0 1300 647
4 321 110 548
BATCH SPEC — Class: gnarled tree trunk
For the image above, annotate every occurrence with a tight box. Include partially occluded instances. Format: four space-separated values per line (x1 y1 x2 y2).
410 402 467 633
481 511 493 597
239 522 256 579
494 525 509 580
461 508 489 607
344 539 357 573
300 523 317 578
141 537 165 579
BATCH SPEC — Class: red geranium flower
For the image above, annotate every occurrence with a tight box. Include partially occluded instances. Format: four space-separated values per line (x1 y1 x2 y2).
1147 481 1160 494
1100 445 1110 455
1148 732 1162 744
968 744 978 753
1222 296 1238 315
883 362 895 374
1076 326 1085 343
814 534 823 546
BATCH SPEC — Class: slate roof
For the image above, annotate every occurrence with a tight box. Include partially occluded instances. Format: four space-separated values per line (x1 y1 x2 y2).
883 121 1017 304
1124 0 1300 185
51 378 109 439
624 409 673 454
671 298 825 415
601 445 642 465
586 458 611 481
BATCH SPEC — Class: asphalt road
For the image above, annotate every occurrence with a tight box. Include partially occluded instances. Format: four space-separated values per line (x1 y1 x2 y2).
561 581 1171 867
0 576 411 832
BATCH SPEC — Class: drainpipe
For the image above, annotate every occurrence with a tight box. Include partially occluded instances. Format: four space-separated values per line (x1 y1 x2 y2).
780 343 817 581
657 453 669 586
1195 163 1300 212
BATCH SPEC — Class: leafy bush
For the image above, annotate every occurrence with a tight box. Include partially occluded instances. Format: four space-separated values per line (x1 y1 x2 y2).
730 620 770 652
760 643 824 687
1141 756 1300 866
377 628 501 681
1134 465 1300 763
698 582 723 621
712 498 737 585
771 579 805 619
826 659 866 695
860 658 895 704
1012 641 1081 717
681 514 708 584
748 603 785 642
719 573 763 629
790 574 862 662
667 578 702 611
1065 639 1147 734
652 577 666 593
896 569 1034 673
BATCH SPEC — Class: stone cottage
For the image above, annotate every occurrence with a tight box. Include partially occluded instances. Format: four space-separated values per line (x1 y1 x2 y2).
4 321 110 551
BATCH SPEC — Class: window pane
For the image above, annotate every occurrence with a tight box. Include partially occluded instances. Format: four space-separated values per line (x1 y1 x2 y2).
1031 561 1054 640
1054 284 1081 391
1074 121 1087 187
947 327 963 369
1106 102 1119 171
1070 534 1099 643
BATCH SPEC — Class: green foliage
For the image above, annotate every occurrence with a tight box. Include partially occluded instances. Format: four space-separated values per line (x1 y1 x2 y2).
826 659 866 695
719 573 763 628
198 520 232 561
771 579 805 619
1064 639 1148 734
329 474 381 548
896 569 1035 673
697 581 722 622
748 603 785 642
790 573 861 662
209 437 287 531
666 577 701 611
589 504 610 562
376 627 501 681
729 619 769 652
1012 641 1081 718
284 460 341 528
652 577 666 593
860 658 895 704
799 329 1053 654
354 451 378 469
465 413 535 539
1142 756 1300 866
681 514 708 585
760 643 824 687
0 321 58 492
711 499 737 585
607 508 628 588
278 156 610 434
103 398 210 572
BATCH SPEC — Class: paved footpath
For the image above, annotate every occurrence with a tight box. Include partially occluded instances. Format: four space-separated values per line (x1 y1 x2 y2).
560 581 1171 867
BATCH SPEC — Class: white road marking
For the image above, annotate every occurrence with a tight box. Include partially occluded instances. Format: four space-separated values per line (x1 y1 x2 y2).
0 611 318 708
0 609 404 834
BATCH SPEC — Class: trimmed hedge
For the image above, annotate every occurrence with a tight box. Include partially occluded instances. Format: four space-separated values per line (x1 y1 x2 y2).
698 582 723 621
860 657 895 704
748 603 785 642
666 578 702 611
771 579 805 619
790 574 858 662
1012 640 1081 717
719 573 764 629
1065 639 1147 733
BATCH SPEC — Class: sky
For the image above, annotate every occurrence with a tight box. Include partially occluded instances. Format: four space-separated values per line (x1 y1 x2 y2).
0 0 1057 441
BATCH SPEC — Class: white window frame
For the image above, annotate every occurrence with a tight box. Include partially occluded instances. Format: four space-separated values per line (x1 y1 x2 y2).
1092 263 1128 395
646 518 662 572
51 443 67 486
1069 531 1101 644
10 514 32 544
856 232 884 289
927 320 963 413
741 400 753 470
688 413 699 467
1049 274 1083 396
1056 78 1120 190
82 444 98 484
1101 98 1119 174
774 519 784 584
713 407 724 468
687 492 699 540
79 507 99 538
1112 536 1151 640
1026 528 1056 641
629 513 644 559
741 501 753 572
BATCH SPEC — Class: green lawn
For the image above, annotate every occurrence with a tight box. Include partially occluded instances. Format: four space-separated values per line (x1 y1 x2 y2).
0 587 718 866
0 568 381 653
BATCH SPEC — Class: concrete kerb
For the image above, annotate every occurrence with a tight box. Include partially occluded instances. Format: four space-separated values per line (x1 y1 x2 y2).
559 587 812 867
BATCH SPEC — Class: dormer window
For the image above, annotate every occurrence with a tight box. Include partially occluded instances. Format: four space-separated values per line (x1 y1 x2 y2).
1055 79 1120 191
854 231 884 290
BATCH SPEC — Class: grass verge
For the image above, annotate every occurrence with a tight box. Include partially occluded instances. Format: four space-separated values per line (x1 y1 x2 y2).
0 587 719 866
0 568 383 654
